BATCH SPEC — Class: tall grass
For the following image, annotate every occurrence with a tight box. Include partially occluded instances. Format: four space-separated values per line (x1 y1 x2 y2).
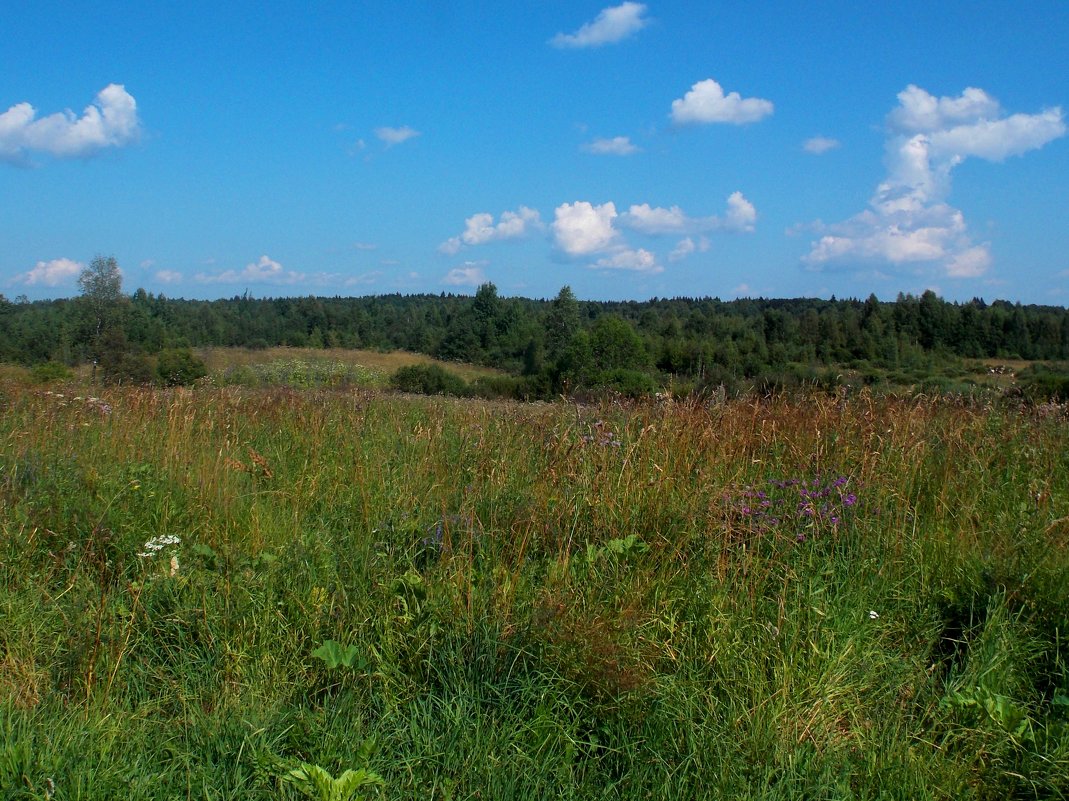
2 383 1068 799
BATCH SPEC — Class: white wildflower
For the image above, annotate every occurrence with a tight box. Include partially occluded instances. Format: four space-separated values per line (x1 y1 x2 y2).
138 534 181 558
869 610 880 619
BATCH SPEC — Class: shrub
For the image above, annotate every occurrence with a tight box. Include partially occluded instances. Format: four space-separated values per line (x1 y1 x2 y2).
467 375 524 400
1016 363 1069 403
100 353 154 385
390 363 469 396
156 348 208 387
29 361 72 384
593 368 657 398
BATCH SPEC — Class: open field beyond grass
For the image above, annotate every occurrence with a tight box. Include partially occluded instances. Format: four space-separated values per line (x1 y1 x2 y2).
194 347 506 385
2 382 1068 799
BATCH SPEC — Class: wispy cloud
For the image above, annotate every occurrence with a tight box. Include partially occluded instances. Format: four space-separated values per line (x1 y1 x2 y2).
804 84 1065 280
155 269 182 284
550 2 649 49
0 84 140 164
668 236 710 262
803 136 841 154
374 126 420 147
195 255 304 285
442 262 488 286
345 270 382 286
14 257 83 286
581 136 640 155
670 79 773 126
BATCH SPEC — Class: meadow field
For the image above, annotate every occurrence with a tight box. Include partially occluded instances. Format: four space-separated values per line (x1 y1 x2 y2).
2 373 1068 799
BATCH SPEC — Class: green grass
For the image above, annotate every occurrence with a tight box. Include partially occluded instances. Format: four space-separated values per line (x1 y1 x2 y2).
195 346 505 387
1 383 1068 799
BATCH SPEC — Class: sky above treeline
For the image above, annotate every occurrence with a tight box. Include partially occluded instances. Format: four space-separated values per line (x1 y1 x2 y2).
2 2 1068 304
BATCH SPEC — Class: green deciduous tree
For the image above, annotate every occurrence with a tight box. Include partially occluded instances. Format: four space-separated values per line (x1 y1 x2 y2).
589 314 648 372
78 255 125 336
77 255 132 380
544 286 580 362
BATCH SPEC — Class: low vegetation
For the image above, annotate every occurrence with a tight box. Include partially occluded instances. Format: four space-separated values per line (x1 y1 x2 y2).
3 258 1068 797
2 378 1068 799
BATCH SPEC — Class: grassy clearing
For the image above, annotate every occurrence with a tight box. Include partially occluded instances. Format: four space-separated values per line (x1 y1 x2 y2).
1 382 1068 799
196 347 504 386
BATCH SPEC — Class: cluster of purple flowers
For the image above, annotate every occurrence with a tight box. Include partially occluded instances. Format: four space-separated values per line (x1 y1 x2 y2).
729 474 858 542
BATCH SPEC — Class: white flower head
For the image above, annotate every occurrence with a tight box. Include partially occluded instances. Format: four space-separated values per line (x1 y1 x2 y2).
138 534 181 557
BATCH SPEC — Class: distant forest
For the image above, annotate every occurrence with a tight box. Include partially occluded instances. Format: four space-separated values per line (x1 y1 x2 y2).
3 284 1069 397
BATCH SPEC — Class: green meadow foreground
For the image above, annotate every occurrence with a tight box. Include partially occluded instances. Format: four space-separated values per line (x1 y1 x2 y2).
2 381 1068 799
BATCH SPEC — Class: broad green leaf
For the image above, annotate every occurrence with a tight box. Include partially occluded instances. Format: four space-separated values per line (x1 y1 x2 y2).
311 639 362 669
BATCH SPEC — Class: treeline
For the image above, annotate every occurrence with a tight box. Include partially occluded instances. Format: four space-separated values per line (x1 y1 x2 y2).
3 284 1069 396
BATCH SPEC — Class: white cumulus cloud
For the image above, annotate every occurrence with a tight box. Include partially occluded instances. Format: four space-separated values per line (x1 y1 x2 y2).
550 2 649 49
442 263 488 286
16 258 83 286
439 206 543 254
806 205 973 265
552 201 619 255
804 84 1065 279
888 85 1001 134
591 248 662 274
804 136 841 154
620 204 689 234
549 194 755 272
196 255 304 285
668 237 711 262
670 79 773 126
0 84 140 164
581 136 640 155
619 192 757 235
723 191 757 232
375 126 420 146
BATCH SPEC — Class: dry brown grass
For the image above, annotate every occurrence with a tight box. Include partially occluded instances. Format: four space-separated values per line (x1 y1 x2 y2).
0 364 31 384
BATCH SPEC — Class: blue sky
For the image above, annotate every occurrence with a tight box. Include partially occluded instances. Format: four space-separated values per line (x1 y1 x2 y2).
2 1 1067 303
